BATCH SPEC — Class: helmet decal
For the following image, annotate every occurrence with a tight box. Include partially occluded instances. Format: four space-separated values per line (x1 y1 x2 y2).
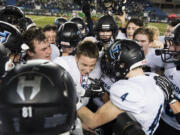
17 76 42 101
0 31 11 45
110 43 120 59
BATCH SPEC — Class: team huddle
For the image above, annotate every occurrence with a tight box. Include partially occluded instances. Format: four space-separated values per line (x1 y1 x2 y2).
0 4 180 135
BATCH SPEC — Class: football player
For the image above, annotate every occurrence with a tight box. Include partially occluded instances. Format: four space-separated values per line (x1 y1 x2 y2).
154 23 180 135
77 40 166 135
0 59 79 135
0 21 28 78
53 39 103 109
56 22 82 56
94 15 118 51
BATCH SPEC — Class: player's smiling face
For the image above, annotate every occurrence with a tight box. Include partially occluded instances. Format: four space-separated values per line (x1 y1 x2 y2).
75 54 97 76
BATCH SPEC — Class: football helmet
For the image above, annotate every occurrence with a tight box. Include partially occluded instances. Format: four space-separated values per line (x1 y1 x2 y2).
0 21 28 63
0 59 77 135
157 23 180 69
0 5 24 25
101 40 145 80
18 17 36 33
0 21 23 52
0 47 10 78
70 16 89 37
54 17 67 30
94 15 118 43
56 22 82 48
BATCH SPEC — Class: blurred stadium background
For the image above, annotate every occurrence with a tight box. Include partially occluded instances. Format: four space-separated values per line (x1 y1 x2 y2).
0 0 180 34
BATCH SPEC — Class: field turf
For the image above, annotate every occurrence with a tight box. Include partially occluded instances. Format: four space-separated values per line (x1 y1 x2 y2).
27 15 168 35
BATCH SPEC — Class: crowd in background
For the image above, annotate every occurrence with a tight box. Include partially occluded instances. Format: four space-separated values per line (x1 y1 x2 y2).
0 2 180 135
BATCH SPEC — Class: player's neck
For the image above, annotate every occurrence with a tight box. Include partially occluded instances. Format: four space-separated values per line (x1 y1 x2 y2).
126 67 144 78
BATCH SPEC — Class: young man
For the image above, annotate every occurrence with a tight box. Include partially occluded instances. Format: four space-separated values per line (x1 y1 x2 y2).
53 39 103 108
94 15 118 50
133 27 164 73
77 40 166 135
117 18 144 40
22 28 52 60
43 24 60 60
154 23 180 135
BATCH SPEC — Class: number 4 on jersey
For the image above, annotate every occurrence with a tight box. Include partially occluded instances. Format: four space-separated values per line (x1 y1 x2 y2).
120 92 128 101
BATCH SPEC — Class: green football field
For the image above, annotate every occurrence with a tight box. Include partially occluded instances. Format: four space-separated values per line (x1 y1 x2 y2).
27 15 168 35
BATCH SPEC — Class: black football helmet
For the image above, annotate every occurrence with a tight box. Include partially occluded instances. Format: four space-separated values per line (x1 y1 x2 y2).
0 47 11 78
157 23 180 69
0 21 23 53
94 15 118 43
0 59 77 135
54 17 67 30
70 16 89 37
0 5 24 25
18 17 36 33
0 21 28 63
101 40 145 80
56 22 82 48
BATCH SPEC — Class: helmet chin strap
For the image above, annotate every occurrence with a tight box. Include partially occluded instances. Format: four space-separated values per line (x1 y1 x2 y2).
101 38 111 43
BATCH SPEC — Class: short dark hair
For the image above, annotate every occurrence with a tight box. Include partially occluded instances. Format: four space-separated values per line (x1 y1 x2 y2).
22 27 46 52
43 24 57 32
126 18 144 28
76 40 99 59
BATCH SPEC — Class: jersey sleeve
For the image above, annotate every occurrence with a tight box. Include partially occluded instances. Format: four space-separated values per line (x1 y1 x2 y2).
110 81 145 113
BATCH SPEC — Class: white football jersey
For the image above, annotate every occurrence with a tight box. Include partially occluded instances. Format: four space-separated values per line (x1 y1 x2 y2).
53 56 102 106
145 48 176 71
161 67 180 130
50 44 60 61
145 48 164 72
110 73 165 135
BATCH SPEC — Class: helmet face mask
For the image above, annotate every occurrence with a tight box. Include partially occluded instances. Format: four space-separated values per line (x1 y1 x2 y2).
159 23 180 69
95 15 118 43
99 30 113 43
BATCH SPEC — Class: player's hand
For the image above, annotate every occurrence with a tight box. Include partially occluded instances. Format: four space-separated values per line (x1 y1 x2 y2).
84 78 104 97
154 75 175 104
